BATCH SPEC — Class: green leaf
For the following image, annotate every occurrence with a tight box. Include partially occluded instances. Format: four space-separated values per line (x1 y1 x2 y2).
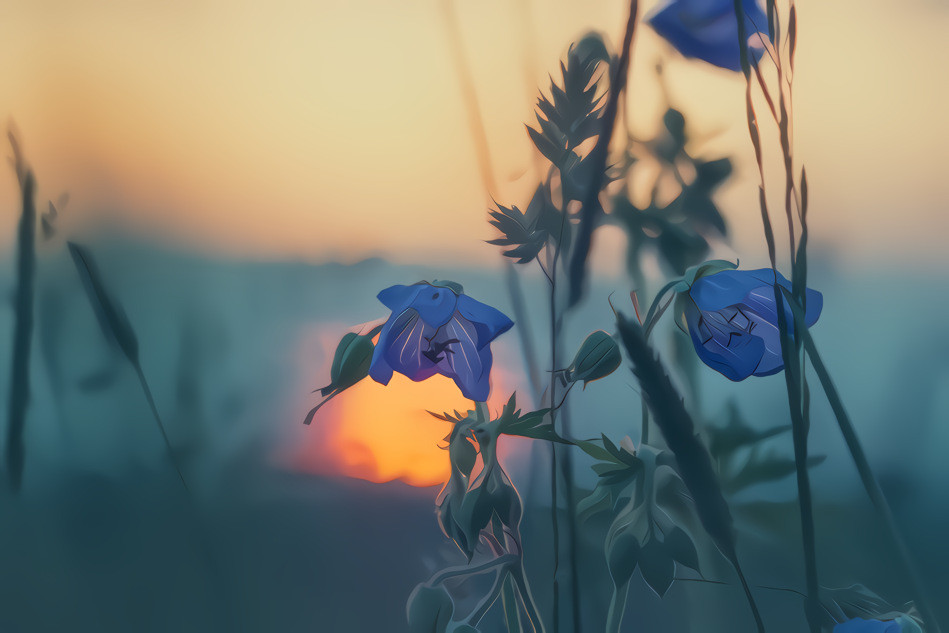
575 439 621 463
606 526 641 587
323 331 375 395
487 198 547 264
663 526 701 573
639 537 675 597
577 485 614 523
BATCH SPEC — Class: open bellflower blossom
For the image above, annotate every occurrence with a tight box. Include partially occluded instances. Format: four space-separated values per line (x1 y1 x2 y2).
368 282 514 401
647 0 769 71
678 268 822 381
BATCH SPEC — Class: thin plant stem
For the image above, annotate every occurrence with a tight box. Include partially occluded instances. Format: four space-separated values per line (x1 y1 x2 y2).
801 331 943 633
134 364 190 491
428 554 518 586
734 1 816 629
503 573 524 633
605 580 630 633
511 565 547 633
468 571 507 625
567 0 640 307
5 140 36 492
548 247 562 633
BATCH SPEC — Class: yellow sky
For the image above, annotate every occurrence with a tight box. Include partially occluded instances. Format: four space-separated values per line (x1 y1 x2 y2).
1 0 947 269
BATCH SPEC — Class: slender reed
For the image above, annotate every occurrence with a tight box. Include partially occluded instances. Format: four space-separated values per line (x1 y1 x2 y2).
5 132 37 491
567 0 639 307
67 242 189 491
732 1 819 629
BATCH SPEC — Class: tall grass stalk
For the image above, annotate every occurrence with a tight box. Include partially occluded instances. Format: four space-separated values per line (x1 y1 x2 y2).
800 328 943 633
5 132 37 492
567 0 639 308
732 1 819 629
67 242 189 491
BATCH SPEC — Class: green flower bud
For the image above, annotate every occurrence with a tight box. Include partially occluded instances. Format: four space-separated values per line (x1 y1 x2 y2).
566 330 622 387
320 330 377 397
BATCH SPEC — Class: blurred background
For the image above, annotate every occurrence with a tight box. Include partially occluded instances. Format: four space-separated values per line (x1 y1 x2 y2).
0 0 947 631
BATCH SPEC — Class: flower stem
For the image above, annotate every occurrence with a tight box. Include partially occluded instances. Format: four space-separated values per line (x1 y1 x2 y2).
733 1 816 628
548 243 562 633
605 580 629 633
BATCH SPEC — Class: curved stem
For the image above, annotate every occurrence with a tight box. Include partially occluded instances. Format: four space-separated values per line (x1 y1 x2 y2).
605 580 630 633
468 570 508 625
511 566 547 633
427 554 517 587
135 364 189 491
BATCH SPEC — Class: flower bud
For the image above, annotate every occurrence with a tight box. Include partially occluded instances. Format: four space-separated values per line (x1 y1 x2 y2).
321 331 374 396
566 330 622 387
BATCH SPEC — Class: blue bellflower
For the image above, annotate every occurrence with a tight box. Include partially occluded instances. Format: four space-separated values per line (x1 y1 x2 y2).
834 617 903 633
679 268 822 381
647 0 770 71
369 282 514 401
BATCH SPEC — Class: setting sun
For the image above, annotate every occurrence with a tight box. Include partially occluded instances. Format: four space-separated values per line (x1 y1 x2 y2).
291 371 510 488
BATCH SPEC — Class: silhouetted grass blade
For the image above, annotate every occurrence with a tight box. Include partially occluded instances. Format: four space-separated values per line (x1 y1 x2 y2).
67 242 139 364
615 314 765 632
67 241 188 491
5 156 37 492
567 0 639 307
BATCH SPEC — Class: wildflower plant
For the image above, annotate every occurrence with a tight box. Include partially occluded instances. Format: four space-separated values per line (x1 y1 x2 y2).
302 0 941 631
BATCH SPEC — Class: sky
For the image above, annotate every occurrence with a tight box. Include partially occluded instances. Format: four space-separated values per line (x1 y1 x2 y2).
1 0 947 270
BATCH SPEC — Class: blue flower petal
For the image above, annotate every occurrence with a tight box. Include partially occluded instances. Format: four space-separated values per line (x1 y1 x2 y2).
691 268 822 329
833 617 902 633
685 303 765 381
369 308 439 386
744 310 784 376
648 0 768 71
689 268 785 312
456 294 515 349
409 283 459 328
377 284 423 312
436 315 493 401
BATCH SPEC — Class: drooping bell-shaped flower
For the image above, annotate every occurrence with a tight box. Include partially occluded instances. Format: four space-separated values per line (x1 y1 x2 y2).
369 281 513 401
676 266 822 381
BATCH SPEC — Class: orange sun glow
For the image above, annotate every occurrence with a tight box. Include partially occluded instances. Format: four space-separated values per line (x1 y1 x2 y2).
292 371 511 488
